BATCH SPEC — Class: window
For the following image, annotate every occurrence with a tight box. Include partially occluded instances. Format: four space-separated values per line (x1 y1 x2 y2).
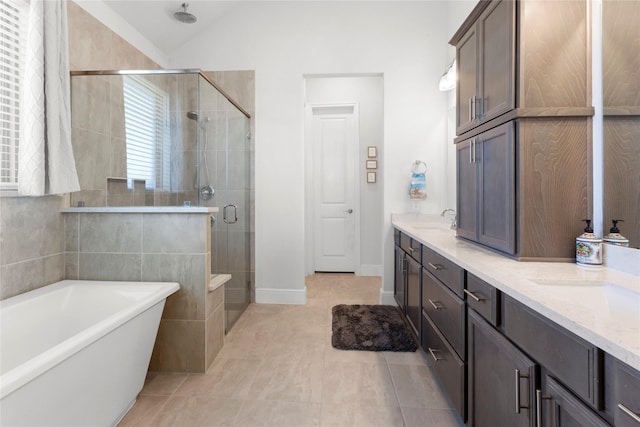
123 76 171 190
0 0 27 192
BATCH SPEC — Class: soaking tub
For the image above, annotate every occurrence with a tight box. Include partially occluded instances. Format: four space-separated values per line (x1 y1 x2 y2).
0 280 179 426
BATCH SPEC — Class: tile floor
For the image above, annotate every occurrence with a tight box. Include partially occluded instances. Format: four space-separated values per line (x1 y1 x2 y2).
119 273 465 427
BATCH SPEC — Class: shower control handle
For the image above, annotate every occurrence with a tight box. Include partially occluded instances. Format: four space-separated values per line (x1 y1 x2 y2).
223 204 238 224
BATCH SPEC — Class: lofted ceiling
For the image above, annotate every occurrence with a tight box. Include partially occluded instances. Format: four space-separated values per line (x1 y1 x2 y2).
99 1 239 56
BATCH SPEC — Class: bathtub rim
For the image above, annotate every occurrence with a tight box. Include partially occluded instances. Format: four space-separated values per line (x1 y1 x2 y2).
0 280 179 399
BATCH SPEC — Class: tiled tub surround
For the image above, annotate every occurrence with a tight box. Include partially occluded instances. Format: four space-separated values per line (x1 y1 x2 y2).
392 214 640 371
62 208 223 373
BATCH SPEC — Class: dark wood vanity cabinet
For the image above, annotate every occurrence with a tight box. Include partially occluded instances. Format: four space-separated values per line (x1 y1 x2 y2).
605 354 640 427
456 121 515 255
405 255 421 338
451 0 592 260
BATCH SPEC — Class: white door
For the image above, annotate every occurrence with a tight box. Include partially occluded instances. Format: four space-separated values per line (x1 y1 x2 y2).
310 104 359 272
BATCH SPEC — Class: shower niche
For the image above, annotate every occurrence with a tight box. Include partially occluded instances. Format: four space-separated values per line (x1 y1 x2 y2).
69 70 254 367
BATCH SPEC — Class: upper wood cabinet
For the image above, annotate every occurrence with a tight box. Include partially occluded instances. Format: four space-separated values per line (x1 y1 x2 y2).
451 0 593 137
456 0 515 135
451 0 593 260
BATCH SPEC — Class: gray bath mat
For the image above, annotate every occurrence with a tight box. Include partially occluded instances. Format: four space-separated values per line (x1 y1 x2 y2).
331 304 418 352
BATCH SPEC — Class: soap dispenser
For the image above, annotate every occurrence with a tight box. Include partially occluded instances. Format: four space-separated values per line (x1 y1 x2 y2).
576 219 602 266
603 220 629 247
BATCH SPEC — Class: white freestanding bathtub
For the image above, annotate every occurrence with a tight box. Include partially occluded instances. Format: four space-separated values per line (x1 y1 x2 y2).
0 280 179 426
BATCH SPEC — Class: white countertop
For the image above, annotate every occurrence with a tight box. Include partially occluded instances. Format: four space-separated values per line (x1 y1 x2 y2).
392 214 640 371
61 206 219 213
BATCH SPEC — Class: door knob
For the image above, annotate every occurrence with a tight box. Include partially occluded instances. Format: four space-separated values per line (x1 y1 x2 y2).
344 209 353 214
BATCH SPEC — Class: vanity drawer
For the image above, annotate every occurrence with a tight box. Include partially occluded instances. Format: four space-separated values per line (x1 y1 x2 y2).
466 273 500 326
400 231 421 262
606 355 640 427
421 246 465 297
422 268 465 358
421 312 466 419
502 295 603 409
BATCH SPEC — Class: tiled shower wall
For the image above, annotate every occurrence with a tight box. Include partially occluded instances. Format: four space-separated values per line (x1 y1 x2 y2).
64 212 223 372
0 1 161 301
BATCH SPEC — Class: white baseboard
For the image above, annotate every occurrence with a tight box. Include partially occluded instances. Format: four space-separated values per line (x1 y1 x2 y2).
359 264 382 276
256 287 307 305
379 290 397 306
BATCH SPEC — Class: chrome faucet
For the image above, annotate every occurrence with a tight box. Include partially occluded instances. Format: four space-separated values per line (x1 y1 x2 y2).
441 209 457 230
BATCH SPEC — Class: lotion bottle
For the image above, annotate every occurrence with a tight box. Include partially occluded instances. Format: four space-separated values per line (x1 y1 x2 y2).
603 220 629 247
576 219 602 266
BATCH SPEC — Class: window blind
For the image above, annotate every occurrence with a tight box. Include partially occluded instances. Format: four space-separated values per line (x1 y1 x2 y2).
123 76 171 190
0 0 27 191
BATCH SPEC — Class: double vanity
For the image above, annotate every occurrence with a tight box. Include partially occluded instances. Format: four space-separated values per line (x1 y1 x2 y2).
392 215 640 427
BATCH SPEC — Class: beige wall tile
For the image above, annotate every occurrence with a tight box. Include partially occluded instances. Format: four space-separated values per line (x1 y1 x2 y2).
79 213 142 253
71 128 109 191
142 253 206 321
67 1 112 70
78 253 142 281
206 281 223 318
206 305 224 368
142 214 206 254
0 254 64 300
150 319 205 372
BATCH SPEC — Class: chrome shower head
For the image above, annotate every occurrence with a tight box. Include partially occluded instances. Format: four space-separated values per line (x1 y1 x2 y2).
174 3 197 24
186 111 198 120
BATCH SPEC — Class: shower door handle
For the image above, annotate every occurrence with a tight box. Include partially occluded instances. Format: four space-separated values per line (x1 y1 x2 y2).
223 204 238 224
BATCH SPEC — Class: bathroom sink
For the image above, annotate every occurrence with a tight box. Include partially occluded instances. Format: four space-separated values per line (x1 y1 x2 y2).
409 224 452 232
532 279 640 316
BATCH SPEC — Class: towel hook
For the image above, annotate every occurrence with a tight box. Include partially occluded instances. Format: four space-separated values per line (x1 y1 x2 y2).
412 160 427 174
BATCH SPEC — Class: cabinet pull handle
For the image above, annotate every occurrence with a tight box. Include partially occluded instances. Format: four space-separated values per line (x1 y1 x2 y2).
427 262 441 271
428 347 443 362
472 138 476 163
469 98 473 122
536 389 552 427
408 246 414 253
428 299 442 310
515 369 530 414
463 289 484 302
472 95 476 120
618 403 640 424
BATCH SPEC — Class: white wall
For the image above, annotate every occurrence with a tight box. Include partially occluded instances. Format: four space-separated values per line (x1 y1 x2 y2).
167 1 453 303
304 75 384 276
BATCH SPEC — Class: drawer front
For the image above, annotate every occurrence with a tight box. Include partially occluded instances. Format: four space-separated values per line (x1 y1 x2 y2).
466 272 500 326
422 269 465 358
421 312 465 419
400 231 421 262
608 356 640 427
502 295 603 409
421 246 465 297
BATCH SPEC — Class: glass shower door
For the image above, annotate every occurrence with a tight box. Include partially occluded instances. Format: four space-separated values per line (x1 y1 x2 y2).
220 96 251 332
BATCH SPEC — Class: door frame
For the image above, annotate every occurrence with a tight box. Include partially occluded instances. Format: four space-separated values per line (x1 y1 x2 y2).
304 102 361 275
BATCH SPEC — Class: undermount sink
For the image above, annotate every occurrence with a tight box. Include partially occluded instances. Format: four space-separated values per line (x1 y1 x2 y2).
531 279 640 317
410 224 452 232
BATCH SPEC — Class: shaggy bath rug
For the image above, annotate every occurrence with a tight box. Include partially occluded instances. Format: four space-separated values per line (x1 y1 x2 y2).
331 304 418 352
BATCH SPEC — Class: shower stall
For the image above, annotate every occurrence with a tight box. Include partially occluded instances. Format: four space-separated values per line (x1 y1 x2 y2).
69 70 252 333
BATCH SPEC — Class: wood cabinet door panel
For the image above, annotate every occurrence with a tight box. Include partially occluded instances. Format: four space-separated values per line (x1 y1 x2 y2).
541 376 610 427
457 25 479 135
394 246 405 311
478 0 515 122
405 256 421 338
456 138 478 241
477 122 516 254
468 309 537 427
